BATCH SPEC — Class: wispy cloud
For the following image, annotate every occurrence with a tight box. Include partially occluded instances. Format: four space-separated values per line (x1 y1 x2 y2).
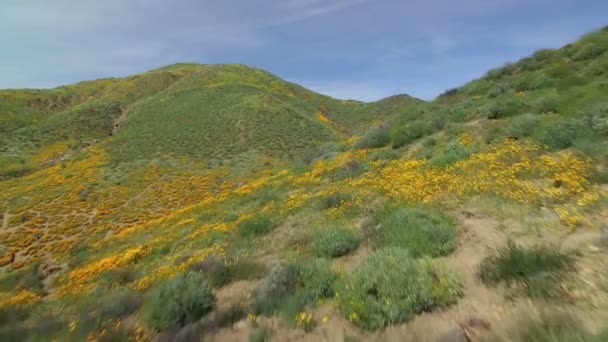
264 0 368 27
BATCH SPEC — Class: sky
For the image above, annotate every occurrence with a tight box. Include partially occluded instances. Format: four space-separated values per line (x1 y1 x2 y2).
1 1 607 101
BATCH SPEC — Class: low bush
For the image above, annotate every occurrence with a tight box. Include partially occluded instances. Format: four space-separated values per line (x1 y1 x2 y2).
310 226 359 258
584 102 608 136
338 248 462 330
0 262 44 294
99 289 143 321
252 258 335 316
416 137 436 159
506 113 540 139
479 242 575 299
533 94 560 113
537 118 591 150
98 268 139 288
483 98 522 119
390 121 429 149
370 149 400 162
572 43 607 61
142 272 215 330
375 207 457 258
429 139 472 168
238 214 277 237
355 124 391 149
207 258 266 288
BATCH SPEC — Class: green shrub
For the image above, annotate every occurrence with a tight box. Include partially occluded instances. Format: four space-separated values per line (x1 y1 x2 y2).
355 124 391 149
506 113 540 139
338 248 462 330
375 207 457 258
487 84 509 98
0 306 30 325
207 257 266 288
429 139 472 168
573 44 607 61
416 137 436 159
533 94 560 113
483 98 522 119
479 242 574 299
142 272 215 330
537 118 591 150
0 262 44 294
584 102 608 135
310 227 359 258
501 310 607 342
370 149 399 162
390 122 428 149
99 289 143 321
98 268 139 289
238 214 277 237
252 258 335 315
485 63 516 80
529 73 555 90
438 87 459 97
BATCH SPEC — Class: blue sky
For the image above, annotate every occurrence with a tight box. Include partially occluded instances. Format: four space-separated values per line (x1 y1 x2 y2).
1 1 607 101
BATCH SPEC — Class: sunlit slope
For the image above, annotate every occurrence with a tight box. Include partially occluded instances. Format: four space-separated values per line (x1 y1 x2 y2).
107 65 342 167
1 63 409 177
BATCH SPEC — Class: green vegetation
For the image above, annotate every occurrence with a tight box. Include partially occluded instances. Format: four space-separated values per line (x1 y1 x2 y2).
199 257 266 288
338 248 462 330
252 258 336 317
238 214 278 237
374 207 457 257
355 124 391 149
142 272 215 330
500 310 608 342
310 226 359 258
479 242 575 299
507 113 540 139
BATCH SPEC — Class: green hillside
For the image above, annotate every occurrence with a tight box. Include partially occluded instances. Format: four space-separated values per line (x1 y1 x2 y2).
0 63 412 178
0 27 607 342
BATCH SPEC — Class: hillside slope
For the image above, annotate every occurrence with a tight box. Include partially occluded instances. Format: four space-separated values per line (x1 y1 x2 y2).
1 63 413 178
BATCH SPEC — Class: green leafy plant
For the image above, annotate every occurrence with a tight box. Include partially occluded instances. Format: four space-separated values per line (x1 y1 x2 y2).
238 214 277 237
507 113 540 139
252 258 335 316
310 226 359 258
479 241 575 299
374 207 457 257
142 272 215 330
338 248 462 330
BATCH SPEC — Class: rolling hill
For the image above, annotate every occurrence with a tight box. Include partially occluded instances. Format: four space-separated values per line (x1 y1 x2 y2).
0 26 607 342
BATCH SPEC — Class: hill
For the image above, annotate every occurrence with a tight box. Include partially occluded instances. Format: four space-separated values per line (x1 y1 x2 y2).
1 63 417 178
0 27 607 341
